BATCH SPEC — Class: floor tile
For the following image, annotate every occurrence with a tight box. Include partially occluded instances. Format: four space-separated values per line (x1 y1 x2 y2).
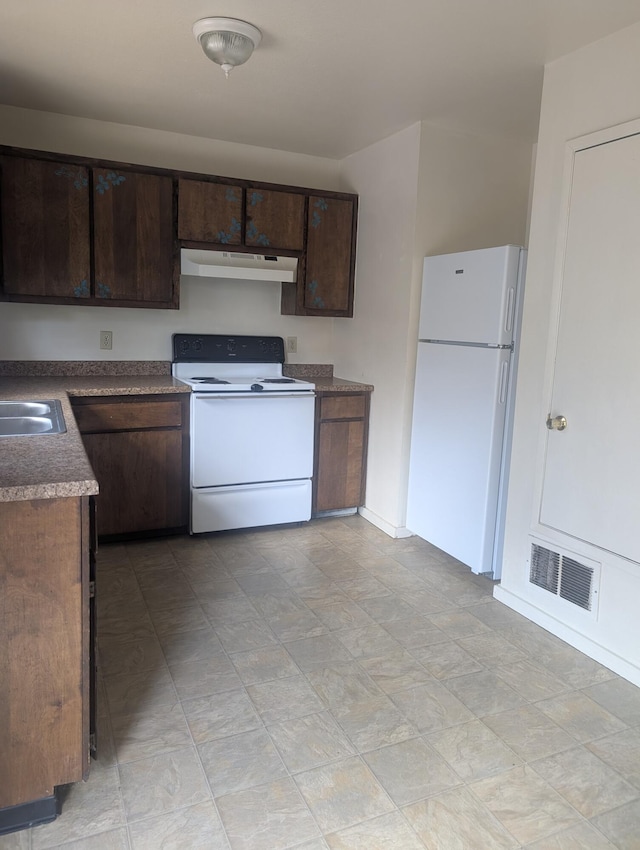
363 737 461 805
524 821 616 849
471 764 581 844
230 645 300 685
333 695 418 752
334 625 400 660
216 777 321 850
390 680 475 733
104 667 179 716
306 663 382 709
325 811 426 849
313 601 375 632
591 799 640 849
247 675 325 724
119 746 210 821
583 677 640 725
536 691 627 743
111 702 192 764
358 595 418 623
403 786 518 850
382 615 447 649
337 575 392 601
98 636 167 678
31 765 124 849
267 609 329 642
531 745 639 818
426 609 491 639
483 705 577 761
213 618 279 653
456 631 528 667
284 634 353 671
294 756 394 833
493 659 569 702
149 604 212 637
443 670 527 716
427 719 522 782
201 595 259 624
158 627 225 667
169 654 243 700
587 726 640 790
358 649 434 693
182 688 261 744
268 711 356 772
47 829 131 849
410 641 483 680
198 728 287 797
129 800 229 849
296 583 351 608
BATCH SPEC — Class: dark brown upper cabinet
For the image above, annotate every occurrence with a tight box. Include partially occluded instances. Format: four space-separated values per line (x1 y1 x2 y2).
0 156 91 300
245 188 305 251
302 196 356 316
178 179 242 244
93 169 176 306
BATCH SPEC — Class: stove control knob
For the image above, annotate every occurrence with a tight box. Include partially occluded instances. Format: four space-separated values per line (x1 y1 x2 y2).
250 383 264 392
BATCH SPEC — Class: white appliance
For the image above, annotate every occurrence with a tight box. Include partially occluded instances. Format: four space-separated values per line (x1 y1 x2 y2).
180 249 297 282
406 245 526 579
172 334 315 534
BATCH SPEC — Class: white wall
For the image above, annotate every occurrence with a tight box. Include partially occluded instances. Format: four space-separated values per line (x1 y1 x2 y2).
337 122 530 535
0 105 343 364
499 21 640 685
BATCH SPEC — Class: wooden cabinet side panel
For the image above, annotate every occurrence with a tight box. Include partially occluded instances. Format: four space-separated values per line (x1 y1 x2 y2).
1 156 91 299
245 189 305 250
0 498 85 807
304 197 355 314
93 170 175 303
178 179 242 244
82 430 186 536
315 419 366 512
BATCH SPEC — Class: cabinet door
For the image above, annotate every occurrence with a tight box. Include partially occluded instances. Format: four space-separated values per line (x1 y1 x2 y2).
1 156 91 299
82 430 186 536
178 179 242 244
245 188 305 250
93 169 175 305
304 196 355 315
315 419 366 511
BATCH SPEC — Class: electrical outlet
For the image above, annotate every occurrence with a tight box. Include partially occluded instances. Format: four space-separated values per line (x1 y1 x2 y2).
286 336 297 354
100 330 113 350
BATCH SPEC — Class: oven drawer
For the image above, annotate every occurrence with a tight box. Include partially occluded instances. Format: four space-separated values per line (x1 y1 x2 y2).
192 479 312 533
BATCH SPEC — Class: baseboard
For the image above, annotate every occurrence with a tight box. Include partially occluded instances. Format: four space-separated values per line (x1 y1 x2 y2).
494 585 640 688
358 507 414 539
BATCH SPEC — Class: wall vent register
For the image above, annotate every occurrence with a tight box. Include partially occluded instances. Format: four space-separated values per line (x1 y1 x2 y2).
529 542 598 612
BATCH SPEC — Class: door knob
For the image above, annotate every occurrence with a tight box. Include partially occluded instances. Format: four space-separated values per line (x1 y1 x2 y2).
546 414 567 431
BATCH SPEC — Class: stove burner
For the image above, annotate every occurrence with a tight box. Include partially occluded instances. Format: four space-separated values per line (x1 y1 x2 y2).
259 378 296 384
192 377 230 384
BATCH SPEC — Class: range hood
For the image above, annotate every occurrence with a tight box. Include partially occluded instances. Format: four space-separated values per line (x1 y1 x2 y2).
181 249 297 282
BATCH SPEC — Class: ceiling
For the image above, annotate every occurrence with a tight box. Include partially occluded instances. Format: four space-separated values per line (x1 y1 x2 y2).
3 1 640 159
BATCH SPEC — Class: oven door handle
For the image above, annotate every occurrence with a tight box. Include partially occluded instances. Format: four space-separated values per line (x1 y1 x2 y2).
193 392 316 400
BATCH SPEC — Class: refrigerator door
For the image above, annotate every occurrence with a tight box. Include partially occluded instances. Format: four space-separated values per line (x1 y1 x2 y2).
419 246 522 345
406 342 512 574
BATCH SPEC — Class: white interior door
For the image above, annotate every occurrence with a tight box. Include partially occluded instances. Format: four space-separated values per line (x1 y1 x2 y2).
540 131 640 564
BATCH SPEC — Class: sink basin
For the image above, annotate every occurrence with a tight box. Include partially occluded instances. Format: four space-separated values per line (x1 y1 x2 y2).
0 399 66 437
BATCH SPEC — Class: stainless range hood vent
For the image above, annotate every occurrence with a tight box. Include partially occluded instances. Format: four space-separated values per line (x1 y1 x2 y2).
181 249 297 282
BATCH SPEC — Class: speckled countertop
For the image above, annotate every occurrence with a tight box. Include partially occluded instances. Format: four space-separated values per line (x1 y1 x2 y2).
0 361 373 503
0 373 190 503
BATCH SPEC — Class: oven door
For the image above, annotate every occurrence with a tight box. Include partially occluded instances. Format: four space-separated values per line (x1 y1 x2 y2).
191 392 315 488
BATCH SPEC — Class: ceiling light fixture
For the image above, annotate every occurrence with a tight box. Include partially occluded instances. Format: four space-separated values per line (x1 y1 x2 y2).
193 17 262 79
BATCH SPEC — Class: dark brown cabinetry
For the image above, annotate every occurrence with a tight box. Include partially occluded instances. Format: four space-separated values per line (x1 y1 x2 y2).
93 169 176 306
245 188 305 251
313 392 370 512
72 394 189 539
0 154 177 308
0 156 91 300
302 196 356 316
178 179 243 244
0 496 91 827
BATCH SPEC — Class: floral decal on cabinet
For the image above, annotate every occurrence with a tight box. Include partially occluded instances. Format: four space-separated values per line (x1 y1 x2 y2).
216 217 241 244
96 281 112 298
55 166 88 191
311 197 329 229
95 172 126 195
73 279 89 297
307 279 326 309
246 220 270 246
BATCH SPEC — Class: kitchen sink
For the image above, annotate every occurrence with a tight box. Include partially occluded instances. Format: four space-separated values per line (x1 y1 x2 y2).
0 399 66 436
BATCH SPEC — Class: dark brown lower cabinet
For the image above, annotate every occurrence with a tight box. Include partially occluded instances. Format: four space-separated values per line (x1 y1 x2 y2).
0 496 92 832
72 394 190 540
313 392 370 513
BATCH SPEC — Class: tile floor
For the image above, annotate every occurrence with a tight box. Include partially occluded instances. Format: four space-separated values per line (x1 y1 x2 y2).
4 515 640 849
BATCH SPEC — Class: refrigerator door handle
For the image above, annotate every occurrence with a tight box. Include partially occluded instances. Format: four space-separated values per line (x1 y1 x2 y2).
499 360 510 404
505 287 516 334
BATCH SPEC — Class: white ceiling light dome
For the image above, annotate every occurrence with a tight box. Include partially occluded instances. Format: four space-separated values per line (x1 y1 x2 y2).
193 17 262 79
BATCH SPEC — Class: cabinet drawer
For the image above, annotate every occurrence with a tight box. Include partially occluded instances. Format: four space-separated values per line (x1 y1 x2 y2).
319 394 366 421
73 400 183 433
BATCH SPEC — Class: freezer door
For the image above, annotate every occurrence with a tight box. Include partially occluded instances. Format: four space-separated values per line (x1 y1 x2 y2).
406 342 512 573
419 246 522 345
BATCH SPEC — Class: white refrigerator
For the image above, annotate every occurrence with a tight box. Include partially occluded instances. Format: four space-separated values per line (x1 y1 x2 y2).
406 245 526 579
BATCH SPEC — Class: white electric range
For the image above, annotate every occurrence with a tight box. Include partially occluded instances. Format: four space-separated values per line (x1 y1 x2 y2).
172 334 315 533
